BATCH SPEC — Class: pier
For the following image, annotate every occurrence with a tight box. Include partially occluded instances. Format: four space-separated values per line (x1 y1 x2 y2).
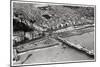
53 36 94 58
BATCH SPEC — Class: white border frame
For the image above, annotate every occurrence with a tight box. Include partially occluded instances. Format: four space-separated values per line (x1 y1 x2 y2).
10 0 96 66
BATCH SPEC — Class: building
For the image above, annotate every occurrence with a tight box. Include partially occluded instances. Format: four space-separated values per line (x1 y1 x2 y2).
25 32 33 40
25 31 43 40
13 31 25 42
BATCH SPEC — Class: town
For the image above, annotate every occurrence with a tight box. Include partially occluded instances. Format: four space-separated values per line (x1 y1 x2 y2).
12 2 95 65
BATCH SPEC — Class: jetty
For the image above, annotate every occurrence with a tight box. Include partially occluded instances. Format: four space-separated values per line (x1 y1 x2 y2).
53 36 94 57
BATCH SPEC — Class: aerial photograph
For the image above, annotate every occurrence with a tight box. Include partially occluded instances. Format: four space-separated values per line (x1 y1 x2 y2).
11 1 95 66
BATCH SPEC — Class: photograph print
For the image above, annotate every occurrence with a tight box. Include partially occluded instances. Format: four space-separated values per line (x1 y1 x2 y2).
11 0 96 66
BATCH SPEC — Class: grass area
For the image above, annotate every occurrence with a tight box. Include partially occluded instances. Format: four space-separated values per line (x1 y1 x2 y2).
16 37 60 53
